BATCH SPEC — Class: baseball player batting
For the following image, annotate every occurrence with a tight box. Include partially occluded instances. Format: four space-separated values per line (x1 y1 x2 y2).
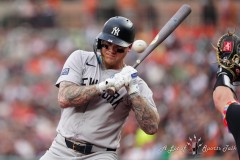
39 16 160 160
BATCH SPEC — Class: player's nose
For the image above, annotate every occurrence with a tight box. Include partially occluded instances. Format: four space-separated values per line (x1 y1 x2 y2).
107 45 118 54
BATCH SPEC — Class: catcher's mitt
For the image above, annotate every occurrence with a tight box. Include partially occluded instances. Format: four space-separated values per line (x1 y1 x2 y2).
214 31 240 82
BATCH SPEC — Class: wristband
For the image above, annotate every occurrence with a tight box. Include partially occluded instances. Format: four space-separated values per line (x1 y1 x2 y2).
213 74 235 94
213 74 231 90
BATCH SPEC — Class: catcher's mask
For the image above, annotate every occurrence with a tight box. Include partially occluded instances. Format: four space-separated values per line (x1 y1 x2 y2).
215 32 240 70
93 16 135 64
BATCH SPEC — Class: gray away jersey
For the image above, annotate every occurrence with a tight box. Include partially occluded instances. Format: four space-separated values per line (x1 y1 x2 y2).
55 50 157 149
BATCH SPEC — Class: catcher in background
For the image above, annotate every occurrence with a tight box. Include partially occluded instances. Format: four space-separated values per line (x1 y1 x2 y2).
213 31 240 158
39 16 159 160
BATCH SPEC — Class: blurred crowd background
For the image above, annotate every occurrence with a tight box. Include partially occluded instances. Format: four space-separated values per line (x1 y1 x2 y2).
0 0 240 160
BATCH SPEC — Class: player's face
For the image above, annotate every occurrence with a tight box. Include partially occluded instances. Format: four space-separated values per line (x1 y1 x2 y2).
101 40 130 69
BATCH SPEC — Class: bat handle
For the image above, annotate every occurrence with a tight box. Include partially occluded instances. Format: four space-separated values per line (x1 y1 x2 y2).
106 87 116 95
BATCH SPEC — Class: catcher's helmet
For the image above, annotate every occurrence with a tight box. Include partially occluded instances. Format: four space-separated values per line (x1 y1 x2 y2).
96 16 135 48
216 32 240 69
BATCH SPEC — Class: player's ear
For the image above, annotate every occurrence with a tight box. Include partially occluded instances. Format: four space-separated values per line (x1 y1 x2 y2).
127 44 132 52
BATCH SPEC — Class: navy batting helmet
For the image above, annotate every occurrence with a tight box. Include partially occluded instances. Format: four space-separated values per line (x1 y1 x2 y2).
96 16 135 48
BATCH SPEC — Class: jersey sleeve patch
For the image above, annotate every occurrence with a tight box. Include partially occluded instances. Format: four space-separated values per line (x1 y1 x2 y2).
61 68 70 75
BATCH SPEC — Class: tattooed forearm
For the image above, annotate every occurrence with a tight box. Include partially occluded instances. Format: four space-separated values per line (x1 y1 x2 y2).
129 93 160 135
58 81 101 108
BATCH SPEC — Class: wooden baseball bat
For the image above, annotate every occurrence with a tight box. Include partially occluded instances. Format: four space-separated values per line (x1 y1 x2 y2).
107 4 192 95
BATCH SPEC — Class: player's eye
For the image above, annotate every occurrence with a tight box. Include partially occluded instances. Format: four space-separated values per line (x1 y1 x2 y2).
101 43 125 53
116 48 125 53
102 44 109 49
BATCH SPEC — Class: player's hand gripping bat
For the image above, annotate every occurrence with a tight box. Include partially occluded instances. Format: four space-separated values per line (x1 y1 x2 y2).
107 4 192 95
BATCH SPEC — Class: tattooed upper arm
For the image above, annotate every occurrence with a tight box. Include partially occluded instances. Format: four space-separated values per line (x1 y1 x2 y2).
58 81 99 108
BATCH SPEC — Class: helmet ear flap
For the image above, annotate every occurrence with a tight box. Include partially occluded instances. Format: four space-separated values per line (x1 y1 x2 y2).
93 34 102 64
97 39 102 49
93 33 102 50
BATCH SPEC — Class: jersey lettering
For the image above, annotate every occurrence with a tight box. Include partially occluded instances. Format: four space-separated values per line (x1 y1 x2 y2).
106 92 120 103
112 97 123 109
102 92 123 109
81 78 98 85
89 78 98 85
81 77 123 109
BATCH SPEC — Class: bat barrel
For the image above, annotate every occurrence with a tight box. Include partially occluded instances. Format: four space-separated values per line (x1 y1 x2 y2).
133 4 191 68
107 4 192 95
